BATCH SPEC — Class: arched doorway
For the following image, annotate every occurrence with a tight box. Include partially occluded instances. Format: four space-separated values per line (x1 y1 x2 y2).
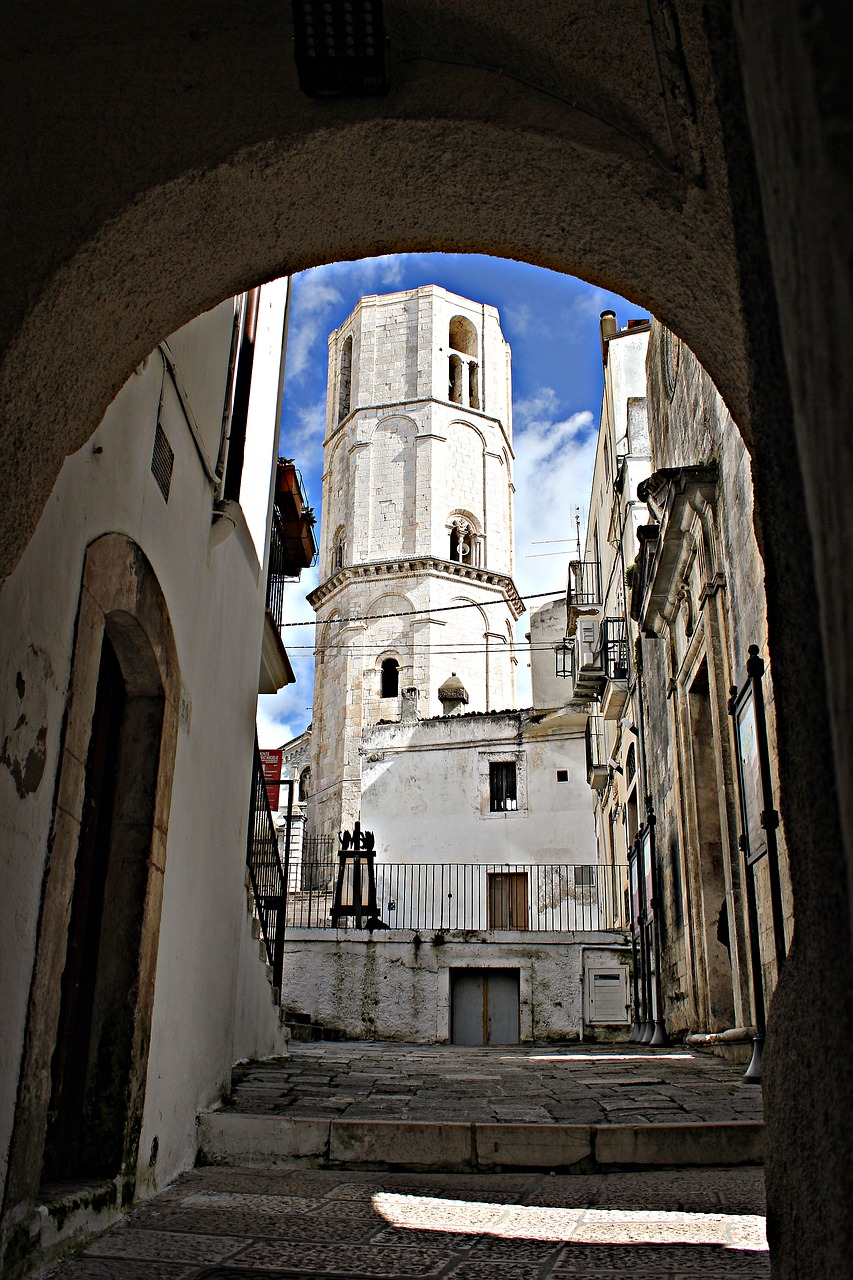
6 536 179 1211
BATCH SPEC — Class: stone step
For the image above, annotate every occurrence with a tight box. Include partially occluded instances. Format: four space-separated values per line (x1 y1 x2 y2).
196 1112 763 1174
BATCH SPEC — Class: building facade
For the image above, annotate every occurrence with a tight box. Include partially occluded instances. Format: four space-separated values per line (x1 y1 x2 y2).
278 289 628 1047
306 286 522 838
571 311 793 1059
0 283 292 1268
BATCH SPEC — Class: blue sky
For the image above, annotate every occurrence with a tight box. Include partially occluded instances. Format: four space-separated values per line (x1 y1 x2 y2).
257 253 649 747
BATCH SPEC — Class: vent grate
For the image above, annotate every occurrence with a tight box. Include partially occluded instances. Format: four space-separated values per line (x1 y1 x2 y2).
151 422 174 502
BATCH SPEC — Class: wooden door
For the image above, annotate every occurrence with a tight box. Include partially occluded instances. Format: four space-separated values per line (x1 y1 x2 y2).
487 871 529 930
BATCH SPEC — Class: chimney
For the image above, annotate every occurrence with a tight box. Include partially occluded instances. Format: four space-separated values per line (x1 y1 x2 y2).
599 310 618 363
401 687 420 722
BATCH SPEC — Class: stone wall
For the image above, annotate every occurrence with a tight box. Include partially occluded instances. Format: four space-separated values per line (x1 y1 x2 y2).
281 933 631 1044
641 322 793 1036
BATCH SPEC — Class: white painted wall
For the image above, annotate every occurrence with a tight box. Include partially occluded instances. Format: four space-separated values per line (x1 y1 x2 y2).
0 284 289 1211
359 710 595 869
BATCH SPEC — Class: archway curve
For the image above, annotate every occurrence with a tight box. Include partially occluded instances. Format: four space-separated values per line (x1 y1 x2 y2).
1 106 745 585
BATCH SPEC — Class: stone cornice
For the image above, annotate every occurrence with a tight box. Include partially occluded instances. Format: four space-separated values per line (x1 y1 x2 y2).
307 558 526 618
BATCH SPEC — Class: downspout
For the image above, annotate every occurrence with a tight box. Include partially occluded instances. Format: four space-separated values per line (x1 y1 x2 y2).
215 294 245 488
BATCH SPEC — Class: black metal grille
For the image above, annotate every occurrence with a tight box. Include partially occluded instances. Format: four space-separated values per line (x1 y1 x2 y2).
151 423 174 502
284 861 629 932
603 617 630 681
246 735 286 990
585 715 607 775
294 834 336 891
568 559 601 606
265 504 288 628
489 761 517 812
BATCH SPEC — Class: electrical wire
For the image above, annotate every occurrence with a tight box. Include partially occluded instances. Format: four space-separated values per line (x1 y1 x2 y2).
277 587 564 628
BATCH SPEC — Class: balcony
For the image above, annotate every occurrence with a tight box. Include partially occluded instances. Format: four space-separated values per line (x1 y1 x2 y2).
585 714 609 790
601 617 630 720
272 459 318 578
568 559 601 607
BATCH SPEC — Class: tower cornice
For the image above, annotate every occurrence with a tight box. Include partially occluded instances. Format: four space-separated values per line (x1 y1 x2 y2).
307 558 526 620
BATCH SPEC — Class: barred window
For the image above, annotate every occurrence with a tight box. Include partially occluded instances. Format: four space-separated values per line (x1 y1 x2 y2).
489 761 517 812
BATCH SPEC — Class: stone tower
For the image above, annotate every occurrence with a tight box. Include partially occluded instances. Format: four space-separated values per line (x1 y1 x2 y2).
307 285 523 837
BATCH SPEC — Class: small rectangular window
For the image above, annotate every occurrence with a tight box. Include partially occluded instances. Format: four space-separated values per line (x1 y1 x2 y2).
556 768 569 782
575 865 596 887
489 761 517 812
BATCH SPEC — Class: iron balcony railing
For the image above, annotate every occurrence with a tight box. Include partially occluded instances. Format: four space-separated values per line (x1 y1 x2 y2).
246 735 287 989
585 714 609 790
568 559 601 607
603 617 630 681
285 861 629 933
265 503 289 628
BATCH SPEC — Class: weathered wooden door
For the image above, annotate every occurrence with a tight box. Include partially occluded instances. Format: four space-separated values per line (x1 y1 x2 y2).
487 871 529 930
450 968 520 1045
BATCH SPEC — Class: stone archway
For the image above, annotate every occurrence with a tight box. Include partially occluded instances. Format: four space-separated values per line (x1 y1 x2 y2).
1 4 851 1275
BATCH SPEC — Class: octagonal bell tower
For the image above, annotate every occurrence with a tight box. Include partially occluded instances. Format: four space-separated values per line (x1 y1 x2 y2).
307 285 523 837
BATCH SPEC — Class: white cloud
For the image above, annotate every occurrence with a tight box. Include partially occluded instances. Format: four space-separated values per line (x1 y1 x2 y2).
280 395 326 481
256 567 320 748
512 394 598 704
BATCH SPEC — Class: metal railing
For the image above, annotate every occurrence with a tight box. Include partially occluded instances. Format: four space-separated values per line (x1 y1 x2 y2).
296 834 337 890
246 735 286 989
585 714 608 787
285 861 629 932
603 617 630 681
568 559 601 607
265 503 288 628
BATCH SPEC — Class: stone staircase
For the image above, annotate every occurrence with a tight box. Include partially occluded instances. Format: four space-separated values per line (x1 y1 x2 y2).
282 1008 350 1043
197 1042 764 1176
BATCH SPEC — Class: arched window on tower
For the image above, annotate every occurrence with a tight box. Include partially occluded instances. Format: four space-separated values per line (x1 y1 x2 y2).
448 316 480 409
380 658 400 698
338 334 353 420
449 516 480 566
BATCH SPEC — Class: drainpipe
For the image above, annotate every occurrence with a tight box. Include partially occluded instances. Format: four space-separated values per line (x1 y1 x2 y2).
215 294 245 488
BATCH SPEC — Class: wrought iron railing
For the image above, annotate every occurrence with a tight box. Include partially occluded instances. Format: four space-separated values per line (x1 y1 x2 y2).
568 559 601 607
246 735 286 989
585 714 608 786
297 834 337 890
285 861 629 932
603 617 630 681
265 503 288 628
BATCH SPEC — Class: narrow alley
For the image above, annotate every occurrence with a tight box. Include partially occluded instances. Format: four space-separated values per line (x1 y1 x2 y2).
47 1042 767 1278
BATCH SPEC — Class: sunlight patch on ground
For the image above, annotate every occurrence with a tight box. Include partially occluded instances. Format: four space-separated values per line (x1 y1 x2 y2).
371 1193 767 1251
504 1052 694 1062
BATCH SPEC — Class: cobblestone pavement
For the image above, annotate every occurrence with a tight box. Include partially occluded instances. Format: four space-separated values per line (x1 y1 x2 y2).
226 1042 764 1126
49 1166 769 1278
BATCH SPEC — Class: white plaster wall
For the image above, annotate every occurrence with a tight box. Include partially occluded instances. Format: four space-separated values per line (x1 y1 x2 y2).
0 285 288 1207
281 933 628 1043
528 599 573 711
359 712 595 868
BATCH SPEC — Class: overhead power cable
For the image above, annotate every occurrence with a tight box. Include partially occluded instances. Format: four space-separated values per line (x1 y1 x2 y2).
277 588 565 628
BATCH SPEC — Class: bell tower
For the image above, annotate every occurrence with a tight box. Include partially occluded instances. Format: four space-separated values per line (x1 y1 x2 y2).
307 285 523 837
